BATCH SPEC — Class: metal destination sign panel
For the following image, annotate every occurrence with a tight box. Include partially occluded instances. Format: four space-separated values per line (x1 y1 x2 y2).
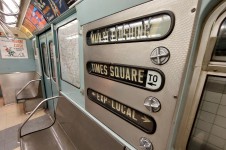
87 62 165 91
86 12 174 45
87 89 156 134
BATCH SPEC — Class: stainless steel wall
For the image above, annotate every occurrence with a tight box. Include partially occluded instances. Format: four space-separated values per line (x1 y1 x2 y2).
0 72 39 105
83 0 200 149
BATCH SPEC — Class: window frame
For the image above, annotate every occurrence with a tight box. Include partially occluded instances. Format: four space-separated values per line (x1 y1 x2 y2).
175 2 226 149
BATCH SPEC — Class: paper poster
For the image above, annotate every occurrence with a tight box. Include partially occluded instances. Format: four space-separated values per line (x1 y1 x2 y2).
22 4 47 33
0 37 28 59
31 0 56 22
22 18 37 33
49 0 68 16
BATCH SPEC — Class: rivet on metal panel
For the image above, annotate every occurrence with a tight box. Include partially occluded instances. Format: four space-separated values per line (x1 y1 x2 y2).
173 95 178 99
191 8 196 13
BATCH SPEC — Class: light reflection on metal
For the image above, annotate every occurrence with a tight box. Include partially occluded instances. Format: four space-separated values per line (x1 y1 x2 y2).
150 47 170 65
144 96 161 112
86 12 174 45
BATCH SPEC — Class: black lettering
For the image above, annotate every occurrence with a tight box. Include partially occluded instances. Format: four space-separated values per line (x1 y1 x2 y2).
149 74 153 81
153 75 158 82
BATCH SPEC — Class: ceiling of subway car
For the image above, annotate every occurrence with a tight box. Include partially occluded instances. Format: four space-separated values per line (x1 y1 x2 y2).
0 0 76 39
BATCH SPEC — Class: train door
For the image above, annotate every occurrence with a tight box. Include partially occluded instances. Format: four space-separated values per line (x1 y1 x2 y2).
176 3 226 150
39 30 58 106
46 31 58 97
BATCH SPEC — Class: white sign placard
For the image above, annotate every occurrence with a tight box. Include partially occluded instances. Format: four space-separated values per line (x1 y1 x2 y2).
0 37 28 59
145 70 163 90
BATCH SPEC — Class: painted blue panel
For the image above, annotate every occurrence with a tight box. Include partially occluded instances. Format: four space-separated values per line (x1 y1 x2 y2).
0 59 35 73
199 0 221 19
35 56 42 75
60 80 84 107
0 40 36 74
76 0 150 25
54 14 85 106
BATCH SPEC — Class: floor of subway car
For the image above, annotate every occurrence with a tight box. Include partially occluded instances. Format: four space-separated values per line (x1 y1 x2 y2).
0 97 50 150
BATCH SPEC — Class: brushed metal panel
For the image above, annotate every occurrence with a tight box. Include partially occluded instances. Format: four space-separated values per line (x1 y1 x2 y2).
56 95 125 150
84 0 199 149
0 72 39 104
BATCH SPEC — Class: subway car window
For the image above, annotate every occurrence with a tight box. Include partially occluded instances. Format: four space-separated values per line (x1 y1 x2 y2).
212 19 226 62
32 39 37 57
58 20 80 88
49 40 56 81
41 42 50 76
187 76 226 150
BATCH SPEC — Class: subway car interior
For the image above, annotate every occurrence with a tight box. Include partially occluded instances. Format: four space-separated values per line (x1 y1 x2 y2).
0 0 226 150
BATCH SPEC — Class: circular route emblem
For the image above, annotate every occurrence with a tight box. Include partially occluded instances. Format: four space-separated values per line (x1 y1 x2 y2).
150 47 170 65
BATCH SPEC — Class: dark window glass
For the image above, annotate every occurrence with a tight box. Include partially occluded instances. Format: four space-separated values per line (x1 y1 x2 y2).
41 43 49 76
212 19 226 61
49 40 56 81
32 39 37 57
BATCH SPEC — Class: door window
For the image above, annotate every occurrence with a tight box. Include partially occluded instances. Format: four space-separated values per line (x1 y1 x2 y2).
41 42 50 76
212 19 226 61
49 40 56 81
188 17 226 150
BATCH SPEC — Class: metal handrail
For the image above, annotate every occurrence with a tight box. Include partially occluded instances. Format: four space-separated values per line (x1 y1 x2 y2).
0 20 16 39
0 0 19 16
16 79 41 99
18 96 61 142
0 17 17 25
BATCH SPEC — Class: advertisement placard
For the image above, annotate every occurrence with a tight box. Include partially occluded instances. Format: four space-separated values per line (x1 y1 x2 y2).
0 37 28 59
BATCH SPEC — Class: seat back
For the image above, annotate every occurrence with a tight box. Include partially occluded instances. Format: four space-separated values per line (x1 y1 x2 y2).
56 95 125 150
16 73 43 100
0 72 40 104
